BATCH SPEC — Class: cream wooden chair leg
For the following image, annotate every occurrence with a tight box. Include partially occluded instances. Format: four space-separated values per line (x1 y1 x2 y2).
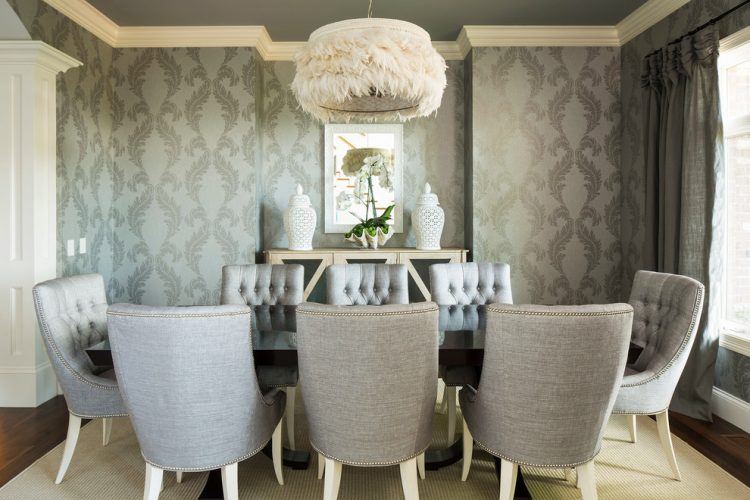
317 453 326 479
576 460 597 500
55 413 82 484
417 453 425 480
221 462 239 500
498 459 518 500
176 471 183 483
285 387 296 450
627 414 637 443
656 411 681 480
461 420 473 481
399 458 419 500
102 417 112 446
143 463 163 500
446 386 457 443
272 419 284 485
323 459 342 500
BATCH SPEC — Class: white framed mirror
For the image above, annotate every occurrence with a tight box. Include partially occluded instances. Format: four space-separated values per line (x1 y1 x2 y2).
324 124 404 234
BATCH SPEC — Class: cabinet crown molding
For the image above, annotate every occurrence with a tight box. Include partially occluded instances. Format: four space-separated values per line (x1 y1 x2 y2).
0 41 82 72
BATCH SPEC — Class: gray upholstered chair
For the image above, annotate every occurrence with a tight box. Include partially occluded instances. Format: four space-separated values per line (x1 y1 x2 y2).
32 273 127 484
461 304 633 500
220 264 303 449
612 270 704 481
326 263 409 305
296 302 439 500
429 262 512 442
107 304 285 500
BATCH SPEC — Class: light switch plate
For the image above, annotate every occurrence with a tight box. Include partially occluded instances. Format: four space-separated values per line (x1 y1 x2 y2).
66 239 75 257
79 237 87 254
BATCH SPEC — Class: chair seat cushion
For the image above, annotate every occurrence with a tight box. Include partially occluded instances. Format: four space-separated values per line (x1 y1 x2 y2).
440 365 479 387
257 365 298 389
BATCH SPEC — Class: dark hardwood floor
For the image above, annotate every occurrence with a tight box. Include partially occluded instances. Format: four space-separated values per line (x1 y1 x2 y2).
0 396 90 488
0 397 748 489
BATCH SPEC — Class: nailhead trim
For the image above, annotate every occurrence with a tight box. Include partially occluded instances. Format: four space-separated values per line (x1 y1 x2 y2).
107 310 251 319
70 411 128 419
612 408 667 416
471 435 601 469
142 435 274 472
311 442 428 467
620 285 704 388
297 305 439 318
32 288 119 392
486 305 633 317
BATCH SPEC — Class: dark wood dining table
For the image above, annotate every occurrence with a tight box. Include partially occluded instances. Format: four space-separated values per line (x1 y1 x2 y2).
86 304 643 500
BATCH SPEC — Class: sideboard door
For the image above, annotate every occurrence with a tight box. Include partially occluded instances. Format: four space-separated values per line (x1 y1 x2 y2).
266 251 333 301
398 251 466 302
332 251 398 265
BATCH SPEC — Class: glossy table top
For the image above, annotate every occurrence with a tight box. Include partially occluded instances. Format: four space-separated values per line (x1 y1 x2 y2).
86 304 641 367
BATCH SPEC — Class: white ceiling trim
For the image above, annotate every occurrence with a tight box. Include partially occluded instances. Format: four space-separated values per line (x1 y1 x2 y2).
616 0 691 45
461 26 620 48
41 0 691 60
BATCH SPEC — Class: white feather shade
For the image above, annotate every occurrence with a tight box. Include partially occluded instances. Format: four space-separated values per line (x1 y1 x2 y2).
292 18 447 122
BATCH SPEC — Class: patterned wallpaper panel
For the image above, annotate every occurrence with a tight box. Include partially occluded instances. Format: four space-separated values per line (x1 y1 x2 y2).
110 47 258 305
620 0 750 403
259 60 465 250
8 0 116 287
471 47 622 305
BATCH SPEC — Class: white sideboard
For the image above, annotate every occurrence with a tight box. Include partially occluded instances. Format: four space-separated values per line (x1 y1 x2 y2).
264 248 468 301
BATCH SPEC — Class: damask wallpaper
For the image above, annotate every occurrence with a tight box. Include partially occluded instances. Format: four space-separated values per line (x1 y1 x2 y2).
258 60 465 250
8 0 116 286
109 47 258 305
620 0 750 403
470 47 622 305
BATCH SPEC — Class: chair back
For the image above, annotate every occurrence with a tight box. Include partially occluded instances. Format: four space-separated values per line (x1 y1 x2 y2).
628 270 704 376
107 304 284 470
221 264 303 305
326 264 408 305
429 262 512 305
468 304 632 467
32 274 115 411
296 302 439 465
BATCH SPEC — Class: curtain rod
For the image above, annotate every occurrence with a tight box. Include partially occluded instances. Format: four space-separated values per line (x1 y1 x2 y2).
644 0 750 58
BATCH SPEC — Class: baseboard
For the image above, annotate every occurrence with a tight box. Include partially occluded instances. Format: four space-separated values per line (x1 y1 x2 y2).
712 387 750 433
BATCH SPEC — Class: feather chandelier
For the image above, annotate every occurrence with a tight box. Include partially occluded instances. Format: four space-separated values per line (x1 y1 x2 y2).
291 1 447 122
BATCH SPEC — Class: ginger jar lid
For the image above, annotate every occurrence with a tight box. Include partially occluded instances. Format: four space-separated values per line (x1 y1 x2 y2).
289 184 312 207
416 183 439 206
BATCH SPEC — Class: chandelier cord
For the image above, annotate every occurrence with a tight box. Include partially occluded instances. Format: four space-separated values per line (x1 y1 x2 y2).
367 0 373 18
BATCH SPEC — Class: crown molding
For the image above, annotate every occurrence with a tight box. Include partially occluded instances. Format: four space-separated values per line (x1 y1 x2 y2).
0 40 82 72
616 0 691 45
462 25 620 47
42 0 694 60
116 25 269 48
42 0 119 46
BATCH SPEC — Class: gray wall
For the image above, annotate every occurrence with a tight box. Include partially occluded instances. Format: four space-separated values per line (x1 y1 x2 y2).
469 47 622 305
619 0 750 403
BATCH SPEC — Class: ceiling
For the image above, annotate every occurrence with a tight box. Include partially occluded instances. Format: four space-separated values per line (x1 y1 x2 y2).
84 0 649 41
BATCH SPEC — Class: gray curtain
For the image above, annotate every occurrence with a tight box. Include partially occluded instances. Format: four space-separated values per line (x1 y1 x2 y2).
641 26 725 421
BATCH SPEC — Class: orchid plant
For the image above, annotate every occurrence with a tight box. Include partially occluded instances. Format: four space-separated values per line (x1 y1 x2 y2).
337 154 396 240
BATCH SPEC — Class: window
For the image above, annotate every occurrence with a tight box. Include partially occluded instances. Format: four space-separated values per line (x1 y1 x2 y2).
719 26 750 352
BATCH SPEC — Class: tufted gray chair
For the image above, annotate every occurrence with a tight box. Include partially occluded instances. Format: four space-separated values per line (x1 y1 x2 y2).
107 304 285 500
429 262 512 305
612 270 704 481
32 273 126 484
461 304 633 500
429 262 513 443
326 264 408 305
221 264 303 449
297 302 438 500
